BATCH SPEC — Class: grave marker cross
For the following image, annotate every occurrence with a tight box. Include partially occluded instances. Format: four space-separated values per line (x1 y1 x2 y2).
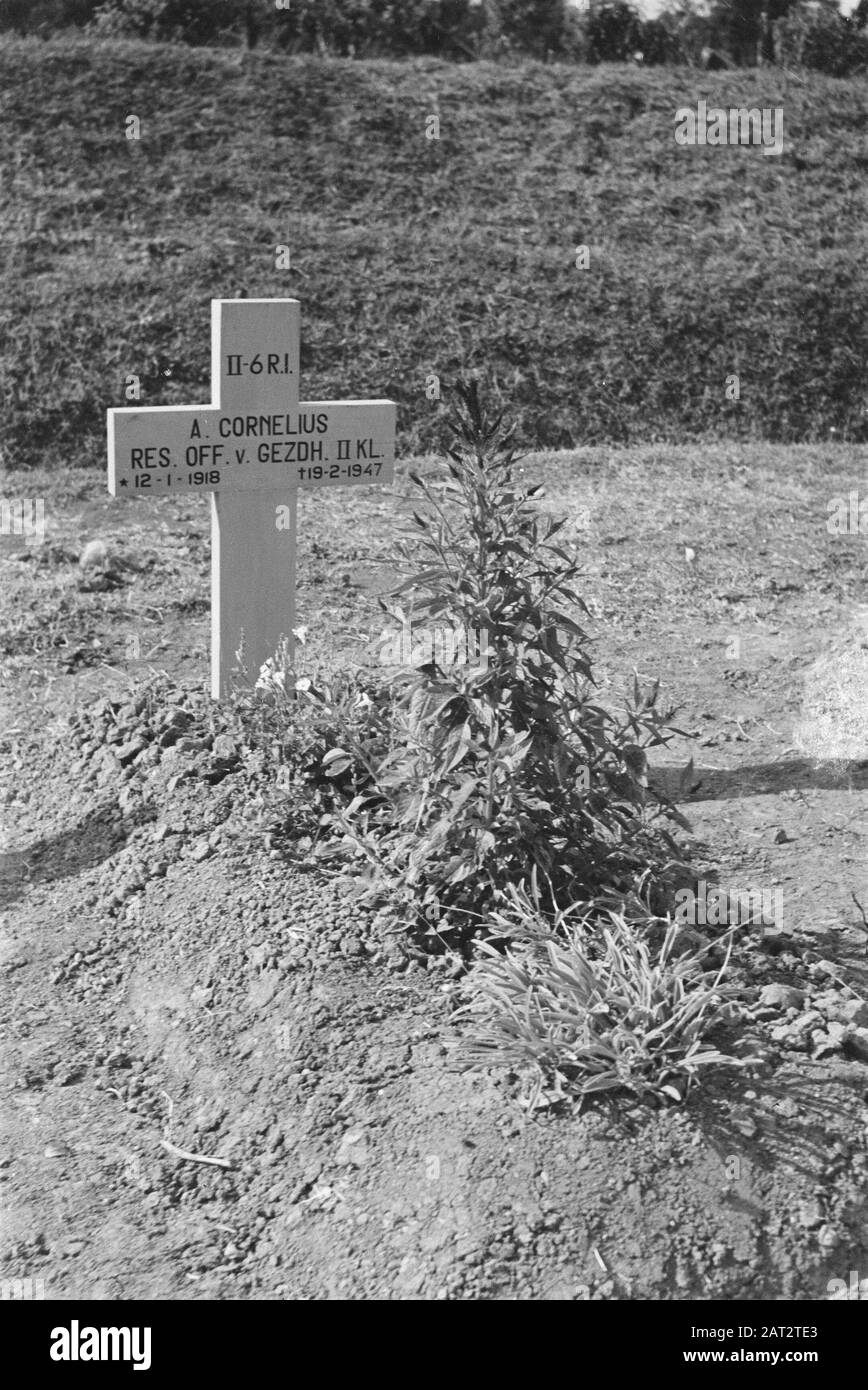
107 298 396 698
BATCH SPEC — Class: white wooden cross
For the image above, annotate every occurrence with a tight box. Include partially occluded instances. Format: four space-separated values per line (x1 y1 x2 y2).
107 298 396 698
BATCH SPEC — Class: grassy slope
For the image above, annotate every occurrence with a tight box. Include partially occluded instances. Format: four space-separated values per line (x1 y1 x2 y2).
2 37 868 471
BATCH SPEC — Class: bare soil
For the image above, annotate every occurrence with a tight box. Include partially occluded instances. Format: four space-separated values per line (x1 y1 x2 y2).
2 443 868 1300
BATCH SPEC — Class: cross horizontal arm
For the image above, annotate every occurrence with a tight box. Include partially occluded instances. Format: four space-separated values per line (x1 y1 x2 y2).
108 405 216 495
108 400 396 496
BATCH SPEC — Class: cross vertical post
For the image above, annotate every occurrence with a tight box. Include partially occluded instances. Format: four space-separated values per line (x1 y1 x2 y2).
209 298 301 699
210 489 297 699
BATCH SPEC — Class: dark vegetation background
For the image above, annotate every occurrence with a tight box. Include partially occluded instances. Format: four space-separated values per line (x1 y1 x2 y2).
2 36 867 469
3 0 868 74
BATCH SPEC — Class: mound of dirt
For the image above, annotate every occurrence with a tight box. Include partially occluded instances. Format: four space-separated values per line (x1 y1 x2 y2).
3 675 868 1301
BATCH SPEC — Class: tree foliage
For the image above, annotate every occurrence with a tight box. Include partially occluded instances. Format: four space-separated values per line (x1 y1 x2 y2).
3 1 866 72
774 0 868 73
88 0 247 43
0 0 101 33
585 1 642 62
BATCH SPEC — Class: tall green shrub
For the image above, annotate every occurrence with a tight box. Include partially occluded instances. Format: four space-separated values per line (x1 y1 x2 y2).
317 383 690 944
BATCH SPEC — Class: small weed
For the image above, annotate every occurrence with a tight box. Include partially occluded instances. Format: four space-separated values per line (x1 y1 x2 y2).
227 639 394 847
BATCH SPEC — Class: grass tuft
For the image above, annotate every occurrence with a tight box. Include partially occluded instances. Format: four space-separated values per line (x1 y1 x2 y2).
457 882 743 1110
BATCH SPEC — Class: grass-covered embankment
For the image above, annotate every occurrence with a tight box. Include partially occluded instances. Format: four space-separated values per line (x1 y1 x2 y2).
2 37 868 470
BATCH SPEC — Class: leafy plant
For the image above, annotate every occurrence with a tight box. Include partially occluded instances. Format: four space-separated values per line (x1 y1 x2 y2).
316 382 691 945
226 640 393 844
